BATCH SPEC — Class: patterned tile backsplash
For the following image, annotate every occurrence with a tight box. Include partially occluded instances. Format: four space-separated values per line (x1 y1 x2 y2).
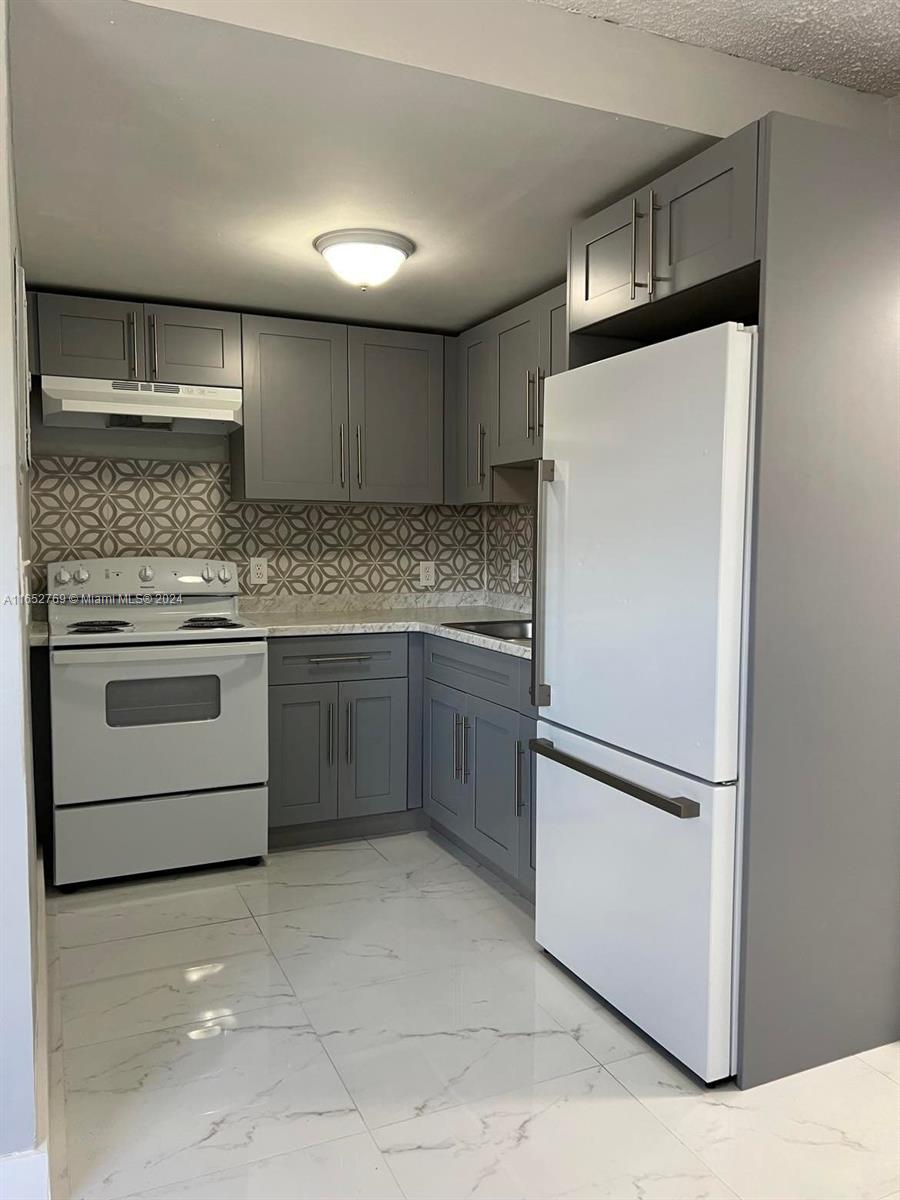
30 456 533 602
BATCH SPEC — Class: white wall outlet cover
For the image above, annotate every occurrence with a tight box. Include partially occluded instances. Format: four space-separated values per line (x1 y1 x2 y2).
418 561 436 587
250 557 268 585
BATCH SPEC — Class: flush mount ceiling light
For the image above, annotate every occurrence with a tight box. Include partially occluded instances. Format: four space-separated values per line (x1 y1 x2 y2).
314 229 415 289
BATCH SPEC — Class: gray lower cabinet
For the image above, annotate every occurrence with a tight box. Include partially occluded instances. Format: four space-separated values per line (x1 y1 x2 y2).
349 327 443 504
517 715 537 896
423 679 469 834
466 695 521 877
268 682 338 827
37 293 144 380
234 315 349 501
144 303 242 387
339 677 408 818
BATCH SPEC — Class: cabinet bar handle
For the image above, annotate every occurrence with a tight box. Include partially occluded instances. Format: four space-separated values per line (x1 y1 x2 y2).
339 422 346 487
148 312 159 379
307 654 373 665
355 424 362 488
346 700 353 764
327 702 335 766
462 716 470 780
536 368 545 438
453 712 461 781
630 197 638 301
515 739 524 815
529 738 701 819
477 422 486 486
647 188 656 297
530 458 555 707
525 370 534 439
128 311 138 379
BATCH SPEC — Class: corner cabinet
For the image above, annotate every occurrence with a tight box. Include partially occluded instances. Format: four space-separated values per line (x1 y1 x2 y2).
233 315 349 502
568 119 760 333
348 327 443 504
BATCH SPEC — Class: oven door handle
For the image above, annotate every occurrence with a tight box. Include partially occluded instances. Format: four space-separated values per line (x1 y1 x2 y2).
50 641 267 667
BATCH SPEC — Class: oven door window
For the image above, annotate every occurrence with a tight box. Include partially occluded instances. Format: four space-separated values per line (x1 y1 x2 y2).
105 674 221 728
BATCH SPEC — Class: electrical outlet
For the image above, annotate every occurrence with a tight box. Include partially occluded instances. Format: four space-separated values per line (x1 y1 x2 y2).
249 557 268 585
419 560 436 588
510 559 520 585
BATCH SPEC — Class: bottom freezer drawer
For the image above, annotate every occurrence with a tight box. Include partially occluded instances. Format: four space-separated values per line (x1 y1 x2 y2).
54 787 268 885
534 722 736 1082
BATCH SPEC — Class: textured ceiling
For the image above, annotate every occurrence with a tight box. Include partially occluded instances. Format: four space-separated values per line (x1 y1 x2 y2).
532 0 900 96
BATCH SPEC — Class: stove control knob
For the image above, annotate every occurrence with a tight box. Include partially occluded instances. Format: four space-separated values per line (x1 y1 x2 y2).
54 568 72 586
201 565 215 583
218 566 232 583
73 568 90 584
138 565 154 583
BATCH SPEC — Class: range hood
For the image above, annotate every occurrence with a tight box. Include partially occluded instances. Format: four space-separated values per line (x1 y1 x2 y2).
41 376 242 434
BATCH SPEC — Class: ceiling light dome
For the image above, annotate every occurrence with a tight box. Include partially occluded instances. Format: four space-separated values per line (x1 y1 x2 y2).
314 229 415 288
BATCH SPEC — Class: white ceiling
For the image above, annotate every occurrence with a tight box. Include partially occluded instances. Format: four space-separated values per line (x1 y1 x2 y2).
532 0 900 97
8 0 711 333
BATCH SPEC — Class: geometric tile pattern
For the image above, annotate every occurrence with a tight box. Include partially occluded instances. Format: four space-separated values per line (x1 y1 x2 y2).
486 504 534 597
29 455 501 599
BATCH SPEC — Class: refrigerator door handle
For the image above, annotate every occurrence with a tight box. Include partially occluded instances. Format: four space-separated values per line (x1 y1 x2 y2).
529 737 701 819
530 459 555 707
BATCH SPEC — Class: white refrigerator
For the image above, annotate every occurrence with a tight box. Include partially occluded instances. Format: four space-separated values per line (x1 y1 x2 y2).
532 321 756 1082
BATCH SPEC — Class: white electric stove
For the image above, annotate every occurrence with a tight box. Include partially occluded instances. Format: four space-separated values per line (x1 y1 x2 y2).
48 557 270 887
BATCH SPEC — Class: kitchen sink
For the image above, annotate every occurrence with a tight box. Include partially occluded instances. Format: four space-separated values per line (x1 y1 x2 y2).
442 619 532 642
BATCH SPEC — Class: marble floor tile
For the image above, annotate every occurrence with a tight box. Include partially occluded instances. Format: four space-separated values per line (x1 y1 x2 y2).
367 830 478 871
54 886 251 948
304 961 597 1129
373 1066 736 1200
497 953 647 1066
608 1049 900 1200
64 1002 364 1200
237 864 414 918
62 950 294 1048
118 1132 403 1200
261 840 403 886
858 1042 900 1086
60 918 269 986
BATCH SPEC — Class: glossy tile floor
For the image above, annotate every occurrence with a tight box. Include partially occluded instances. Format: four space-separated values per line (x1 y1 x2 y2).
47 832 900 1200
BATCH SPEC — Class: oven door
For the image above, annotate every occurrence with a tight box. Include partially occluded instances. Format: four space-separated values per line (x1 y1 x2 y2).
51 640 268 805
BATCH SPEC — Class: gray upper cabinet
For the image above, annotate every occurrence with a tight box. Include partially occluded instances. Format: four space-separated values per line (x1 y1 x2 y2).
423 679 470 835
536 282 567 449
466 695 520 877
652 121 759 301
144 303 242 387
268 682 338 827
339 677 408 818
568 120 760 332
494 297 541 466
453 324 495 504
568 191 648 333
37 294 144 380
348 327 443 504
234 315 349 502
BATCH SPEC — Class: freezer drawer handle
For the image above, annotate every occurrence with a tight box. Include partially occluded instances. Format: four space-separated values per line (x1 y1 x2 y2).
528 738 701 819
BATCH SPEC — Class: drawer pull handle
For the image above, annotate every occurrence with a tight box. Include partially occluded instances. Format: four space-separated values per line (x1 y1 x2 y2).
307 654 374 665
529 738 700 819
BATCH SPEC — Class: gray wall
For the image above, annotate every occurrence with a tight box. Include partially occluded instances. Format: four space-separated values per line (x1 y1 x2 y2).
738 114 900 1087
0 0 41 1159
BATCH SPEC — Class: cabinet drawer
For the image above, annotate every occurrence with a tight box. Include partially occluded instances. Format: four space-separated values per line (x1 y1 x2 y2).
269 634 408 685
424 635 528 712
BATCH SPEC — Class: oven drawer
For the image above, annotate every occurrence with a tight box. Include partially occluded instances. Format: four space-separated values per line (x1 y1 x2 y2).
54 786 268 885
50 640 268 805
269 634 408 685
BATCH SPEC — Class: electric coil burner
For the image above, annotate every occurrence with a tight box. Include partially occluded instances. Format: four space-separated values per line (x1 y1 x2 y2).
46 556 269 888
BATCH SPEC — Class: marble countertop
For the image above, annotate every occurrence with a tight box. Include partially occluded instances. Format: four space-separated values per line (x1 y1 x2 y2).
30 604 532 658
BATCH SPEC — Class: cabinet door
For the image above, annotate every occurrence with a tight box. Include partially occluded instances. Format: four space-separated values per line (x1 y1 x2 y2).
339 678 408 818
237 315 349 501
466 695 520 877
268 683 338 827
517 716 537 897
536 282 567 452
145 304 242 387
652 121 759 300
568 191 648 333
455 325 494 503
493 298 540 465
37 293 144 380
349 327 443 504
423 679 469 834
